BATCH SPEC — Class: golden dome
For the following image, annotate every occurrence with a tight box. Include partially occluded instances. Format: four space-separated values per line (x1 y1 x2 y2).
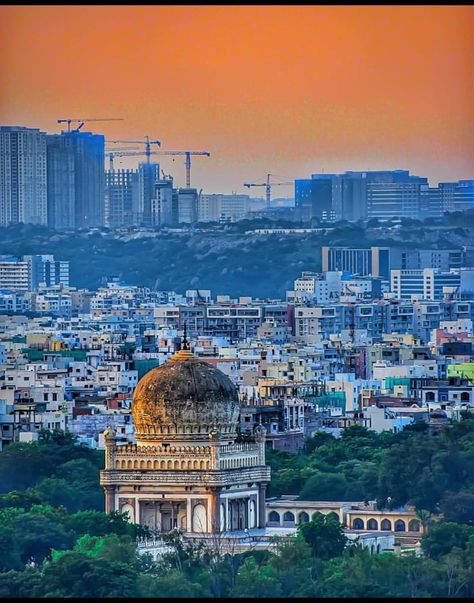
132 349 240 443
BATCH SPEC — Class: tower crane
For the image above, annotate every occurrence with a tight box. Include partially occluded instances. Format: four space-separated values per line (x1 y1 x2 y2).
105 147 140 170
108 136 161 164
104 149 210 187
159 150 210 188
57 117 124 133
244 173 293 208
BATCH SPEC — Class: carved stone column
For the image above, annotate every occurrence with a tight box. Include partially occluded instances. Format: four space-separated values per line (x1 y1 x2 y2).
209 487 221 533
103 426 116 470
209 429 220 470
104 485 115 513
258 483 267 528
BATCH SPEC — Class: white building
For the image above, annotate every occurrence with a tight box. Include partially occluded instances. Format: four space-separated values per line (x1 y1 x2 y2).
199 194 250 222
0 126 48 226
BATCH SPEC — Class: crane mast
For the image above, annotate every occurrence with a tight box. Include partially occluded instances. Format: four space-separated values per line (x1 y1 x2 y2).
244 173 293 208
57 117 124 133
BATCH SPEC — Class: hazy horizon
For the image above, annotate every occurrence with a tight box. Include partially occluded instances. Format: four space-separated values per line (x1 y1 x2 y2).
1 5 473 194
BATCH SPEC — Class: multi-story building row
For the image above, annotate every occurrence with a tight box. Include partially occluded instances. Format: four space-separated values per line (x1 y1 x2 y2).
295 169 474 222
0 254 69 292
322 246 471 279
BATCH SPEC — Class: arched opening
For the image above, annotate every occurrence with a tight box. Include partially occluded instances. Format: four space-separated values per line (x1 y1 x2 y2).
381 519 392 531
370 544 375 554
121 503 135 523
425 391 435 402
298 511 310 524
326 511 339 523
377 544 381 553
353 518 364 530
461 392 470 402
268 511 280 525
283 511 295 525
147 460 152 469
192 503 207 533
395 519 406 532
220 503 226 532
408 519 420 532
249 500 256 529
367 518 378 530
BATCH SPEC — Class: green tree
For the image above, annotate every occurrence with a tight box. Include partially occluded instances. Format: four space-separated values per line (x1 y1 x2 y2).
440 492 474 525
8 505 73 564
298 512 347 560
421 521 474 560
138 570 212 598
270 536 313 596
35 552 139 597
230 556 282 598
299 471 349 500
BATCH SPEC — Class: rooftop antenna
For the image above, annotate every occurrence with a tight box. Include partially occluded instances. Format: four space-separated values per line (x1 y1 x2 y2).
182 322 189 350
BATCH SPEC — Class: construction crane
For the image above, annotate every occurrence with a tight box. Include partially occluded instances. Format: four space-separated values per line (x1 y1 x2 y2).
108 136 161 164
155 150 210 188
159 151 211 188
105 149 210 187
244 173 293 209
104 147 140 170
57 117 124 133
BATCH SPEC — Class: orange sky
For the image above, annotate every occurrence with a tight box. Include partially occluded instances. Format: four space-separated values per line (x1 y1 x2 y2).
0 5 472 193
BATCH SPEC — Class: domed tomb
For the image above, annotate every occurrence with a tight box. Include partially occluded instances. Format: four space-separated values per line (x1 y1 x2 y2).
132 349 240 443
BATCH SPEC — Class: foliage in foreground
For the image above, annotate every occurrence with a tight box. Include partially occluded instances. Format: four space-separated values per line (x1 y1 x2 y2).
0 427 473 597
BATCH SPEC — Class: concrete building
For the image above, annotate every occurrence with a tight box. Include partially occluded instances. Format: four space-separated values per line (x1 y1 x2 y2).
439 180 474 213
295 170 428 222
364 171 427 220
59 130 105 228
391 268 474 301
0 255 69 292
0 126 48 226
198 194 250 223
295 176 335 221
322 246 465 279
105 169 139 228
177 188 199 224
138 162 160 226
151 179 174 226
46 134 76 229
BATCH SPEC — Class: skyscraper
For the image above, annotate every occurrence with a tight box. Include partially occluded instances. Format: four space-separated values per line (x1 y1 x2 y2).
151 178 174 226
46 134 75 229
65 130 105 228
138 162 160 226
105 169 139 228
0 126 47 226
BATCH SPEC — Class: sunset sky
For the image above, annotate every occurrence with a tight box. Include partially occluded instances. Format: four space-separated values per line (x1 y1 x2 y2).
0 5 472 194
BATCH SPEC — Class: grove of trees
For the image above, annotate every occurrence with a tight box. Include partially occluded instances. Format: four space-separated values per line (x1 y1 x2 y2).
0 419 473 597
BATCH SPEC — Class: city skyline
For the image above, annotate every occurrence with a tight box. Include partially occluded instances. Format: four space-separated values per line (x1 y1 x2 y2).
0 5 473 194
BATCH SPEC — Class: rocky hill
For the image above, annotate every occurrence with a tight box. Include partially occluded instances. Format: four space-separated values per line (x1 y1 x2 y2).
1 212 472 298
